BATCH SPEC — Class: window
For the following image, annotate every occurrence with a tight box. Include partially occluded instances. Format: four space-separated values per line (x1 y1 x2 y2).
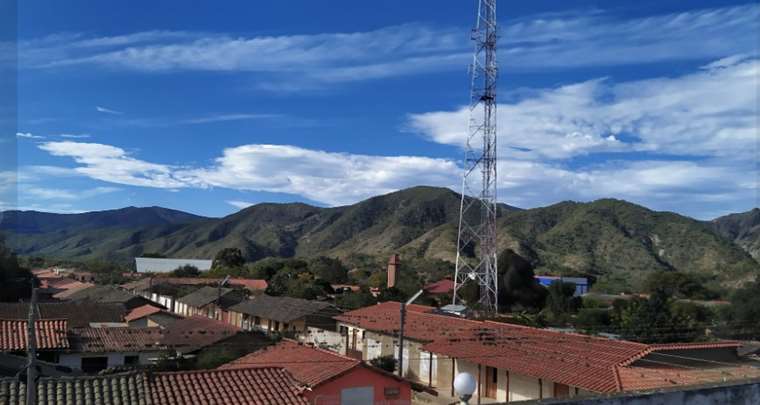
81 357 109 373
125 355 139 366
254 316 261 326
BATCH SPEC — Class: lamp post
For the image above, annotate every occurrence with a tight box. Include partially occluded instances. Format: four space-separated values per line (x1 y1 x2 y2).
454 372 477 405
397 289 425 377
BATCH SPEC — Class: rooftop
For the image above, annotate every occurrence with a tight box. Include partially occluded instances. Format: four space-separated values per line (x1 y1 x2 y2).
69 327 165 353
0 319 69 351
0 372 150 405
219 339 360 387
337 301 750 393
64 285 146 305
161 316 240 353
125 304 165 322
149 367 308 405
177 286 243 309
0 302 127 328
229 295 340 323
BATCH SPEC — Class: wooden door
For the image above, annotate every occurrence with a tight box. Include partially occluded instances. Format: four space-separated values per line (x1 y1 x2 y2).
554 383 570 398
485 366 498 398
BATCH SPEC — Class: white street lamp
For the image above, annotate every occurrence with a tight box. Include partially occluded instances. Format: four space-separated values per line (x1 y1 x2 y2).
454 372 477 404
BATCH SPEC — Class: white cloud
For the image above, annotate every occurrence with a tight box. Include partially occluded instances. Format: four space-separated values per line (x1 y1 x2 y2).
38 141 186 188
95 106 123 115
59 133 91 139
226 200 255 210
22 186 120 201
16 132 44 139
183 113 280 124
409 56 759 161
180 144 459 205
18 4 758 89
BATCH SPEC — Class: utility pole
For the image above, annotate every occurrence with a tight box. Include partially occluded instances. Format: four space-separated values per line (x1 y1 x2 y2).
453 0 499 313
26 284 38 405
397 289 425 377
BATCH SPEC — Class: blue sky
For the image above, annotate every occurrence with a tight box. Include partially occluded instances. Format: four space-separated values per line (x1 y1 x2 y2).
4 0 759 219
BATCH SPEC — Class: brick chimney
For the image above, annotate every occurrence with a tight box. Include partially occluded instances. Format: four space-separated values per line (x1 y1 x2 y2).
387 254 400 289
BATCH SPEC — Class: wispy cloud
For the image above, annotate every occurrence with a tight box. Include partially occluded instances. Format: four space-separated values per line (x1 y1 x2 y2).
95 106 123 115
409 56 759 161
182 113 281 124
22 185 120 200
18 4 759 90
226 200 255 210
16 132 45 139
59 133 91 139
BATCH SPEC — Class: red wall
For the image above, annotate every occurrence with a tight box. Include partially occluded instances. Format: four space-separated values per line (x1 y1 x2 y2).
307 365 411 405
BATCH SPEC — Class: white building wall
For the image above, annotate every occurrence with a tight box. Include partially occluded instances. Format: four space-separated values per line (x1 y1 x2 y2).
57 351 161 370
509 372 542 402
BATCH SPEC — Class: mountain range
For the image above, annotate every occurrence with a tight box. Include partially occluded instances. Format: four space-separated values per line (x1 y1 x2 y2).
2 186 758 290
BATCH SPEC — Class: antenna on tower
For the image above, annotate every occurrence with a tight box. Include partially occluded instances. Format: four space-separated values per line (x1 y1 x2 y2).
453 0 499 312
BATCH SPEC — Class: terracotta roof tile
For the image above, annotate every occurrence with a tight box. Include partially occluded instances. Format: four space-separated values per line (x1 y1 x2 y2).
219 340 360 387
423 279 455 295
69 327 165 353
229 295 341 323
0 319 69 351
0 372 150 405
161 316 240 353
150 367 308 405
616 364 760 391
126 304 165 322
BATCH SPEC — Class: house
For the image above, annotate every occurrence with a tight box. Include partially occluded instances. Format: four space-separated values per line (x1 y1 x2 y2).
122 277 267 313
0 371 151 405
134 257 213 273
535 275 589 296
125 304 182 328
227 295 342 334
0 302 127 328
160 315 270 358
64 285 160 310
334 301 760 404
220 339 412 405
0 319 69 361
62 327 166 373
0 368 309 405
149 367 309 404
174 286 246 321
0 352 78 378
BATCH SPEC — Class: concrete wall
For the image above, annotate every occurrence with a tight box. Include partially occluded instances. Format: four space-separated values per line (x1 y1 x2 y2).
58 351 160 370
301 327 346 355
521 379 760 405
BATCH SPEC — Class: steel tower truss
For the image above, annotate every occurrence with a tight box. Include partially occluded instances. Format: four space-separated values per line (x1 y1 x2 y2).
453 0 499 312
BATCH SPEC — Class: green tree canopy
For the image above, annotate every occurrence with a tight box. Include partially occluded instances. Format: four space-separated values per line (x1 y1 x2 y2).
212 248 245 269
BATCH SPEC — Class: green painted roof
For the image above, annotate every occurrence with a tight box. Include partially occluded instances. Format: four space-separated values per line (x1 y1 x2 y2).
0 372 150 405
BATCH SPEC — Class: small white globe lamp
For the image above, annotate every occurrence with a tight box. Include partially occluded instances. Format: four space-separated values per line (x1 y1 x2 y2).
454 372 477 404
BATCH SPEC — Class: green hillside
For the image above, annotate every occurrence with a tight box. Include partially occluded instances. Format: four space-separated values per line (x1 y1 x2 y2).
710 208 760 262
2 186 758 291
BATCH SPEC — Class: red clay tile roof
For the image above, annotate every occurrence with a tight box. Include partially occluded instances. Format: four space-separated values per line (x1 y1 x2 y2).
126 304 164 322
52 282 96 299
150 367 308 405
424 279 455 295
229 278 268 291
161 316 240 352
616 364 760 391
618 341 743 367
219 340 361 387
69 327 165 353
0 319 69 351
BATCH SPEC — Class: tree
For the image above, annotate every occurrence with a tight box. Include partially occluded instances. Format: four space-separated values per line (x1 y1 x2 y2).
336 288 377 310
498 249 547 311
370 355 397 373
0 236 32 301
171 265 200 277
308 256 348 284
212 248 245 269
613 290 701 343
643 271 718 300
544 281 581 323
719 277 760 339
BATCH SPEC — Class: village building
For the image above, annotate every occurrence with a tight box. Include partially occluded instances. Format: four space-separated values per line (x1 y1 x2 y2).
63 285 160 310
220 339 412 405
0 302 127 329
227 295 341 335
125 304 182 328
0 367 310 405
334 301 760 404
62 327 166 373
174 286 246 321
